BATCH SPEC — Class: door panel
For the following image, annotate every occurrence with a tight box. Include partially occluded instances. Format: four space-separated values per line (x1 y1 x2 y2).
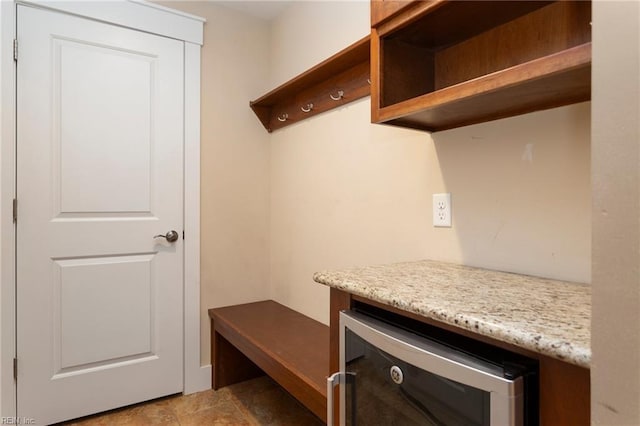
16 5 184 424
55 254 154 370
56 38 154 214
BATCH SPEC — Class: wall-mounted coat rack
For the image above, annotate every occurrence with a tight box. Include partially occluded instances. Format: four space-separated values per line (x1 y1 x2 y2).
250 35 370 133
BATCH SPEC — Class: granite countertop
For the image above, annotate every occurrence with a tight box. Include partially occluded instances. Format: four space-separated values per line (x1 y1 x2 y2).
313 259 591 368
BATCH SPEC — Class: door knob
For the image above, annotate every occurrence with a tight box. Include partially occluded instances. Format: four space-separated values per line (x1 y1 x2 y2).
154 230 179 243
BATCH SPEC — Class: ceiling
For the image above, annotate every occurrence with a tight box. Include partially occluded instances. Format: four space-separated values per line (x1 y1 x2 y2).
216 1 291 21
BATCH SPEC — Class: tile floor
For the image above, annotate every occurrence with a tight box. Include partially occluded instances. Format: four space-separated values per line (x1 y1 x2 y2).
60 376 324 426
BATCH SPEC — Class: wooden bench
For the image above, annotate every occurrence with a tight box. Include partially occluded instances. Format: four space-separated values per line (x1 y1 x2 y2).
208 300 329 422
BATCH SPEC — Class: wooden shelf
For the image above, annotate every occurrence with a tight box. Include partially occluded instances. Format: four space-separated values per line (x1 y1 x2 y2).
378 43 591 131
250 36 370 133
371 0 592 132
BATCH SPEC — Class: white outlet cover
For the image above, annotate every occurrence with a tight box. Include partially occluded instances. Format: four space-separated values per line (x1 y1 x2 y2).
433 193 452 227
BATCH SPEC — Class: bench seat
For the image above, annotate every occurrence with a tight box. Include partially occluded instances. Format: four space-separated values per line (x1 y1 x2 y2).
208 300 329 421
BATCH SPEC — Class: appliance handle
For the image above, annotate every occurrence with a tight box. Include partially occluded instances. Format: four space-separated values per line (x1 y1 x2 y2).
327 372 356 426
327 372 342 426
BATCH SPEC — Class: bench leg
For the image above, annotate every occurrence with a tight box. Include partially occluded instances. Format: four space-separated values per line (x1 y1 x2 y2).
211 320 264 389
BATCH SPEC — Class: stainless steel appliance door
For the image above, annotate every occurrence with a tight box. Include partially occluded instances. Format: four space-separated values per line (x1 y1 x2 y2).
338 311 523 426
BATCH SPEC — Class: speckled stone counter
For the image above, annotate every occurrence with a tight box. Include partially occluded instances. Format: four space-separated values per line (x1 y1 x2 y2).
313 259 591 368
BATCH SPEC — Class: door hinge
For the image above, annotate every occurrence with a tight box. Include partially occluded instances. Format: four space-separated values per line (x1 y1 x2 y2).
13 358 17 381
12 198 17 223
13 39 17 62
183 230 185 240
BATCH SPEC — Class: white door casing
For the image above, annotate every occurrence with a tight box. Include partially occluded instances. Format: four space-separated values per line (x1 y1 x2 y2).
16 5 187 423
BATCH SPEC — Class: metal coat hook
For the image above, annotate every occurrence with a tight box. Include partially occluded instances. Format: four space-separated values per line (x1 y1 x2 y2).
277 113 288 122
301 103 314 113
330 90 344 101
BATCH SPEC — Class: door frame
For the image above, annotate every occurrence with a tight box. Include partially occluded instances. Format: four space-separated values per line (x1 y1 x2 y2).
0 0 208 417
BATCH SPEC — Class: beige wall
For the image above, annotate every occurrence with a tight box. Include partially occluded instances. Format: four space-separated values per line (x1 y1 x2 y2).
591 1 640 423
162 1 593 373
268 1 369 86
268 1 591 325
150 1 640 421
159 1 272 365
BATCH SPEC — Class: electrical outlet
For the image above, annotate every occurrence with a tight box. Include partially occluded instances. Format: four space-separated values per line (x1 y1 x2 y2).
433 193 452 227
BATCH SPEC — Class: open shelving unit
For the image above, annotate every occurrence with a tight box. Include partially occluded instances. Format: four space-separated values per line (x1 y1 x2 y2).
371 0 592 132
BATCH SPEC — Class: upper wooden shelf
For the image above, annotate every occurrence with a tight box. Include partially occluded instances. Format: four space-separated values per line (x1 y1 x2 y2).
250 36 370 133
370 0 592 132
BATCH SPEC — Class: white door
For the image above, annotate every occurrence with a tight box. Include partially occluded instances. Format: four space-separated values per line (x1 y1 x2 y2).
16 5 184 424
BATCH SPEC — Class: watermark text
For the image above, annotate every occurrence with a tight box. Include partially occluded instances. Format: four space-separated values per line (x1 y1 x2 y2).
1 417 35 425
